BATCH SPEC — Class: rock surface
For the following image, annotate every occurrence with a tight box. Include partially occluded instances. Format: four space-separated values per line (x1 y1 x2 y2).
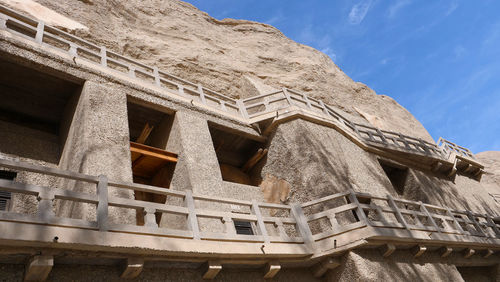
476 151 500 194
3 0 433 141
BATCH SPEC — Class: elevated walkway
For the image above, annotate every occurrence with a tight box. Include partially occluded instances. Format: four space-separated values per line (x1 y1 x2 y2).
0 4 484 180
0 158 498 279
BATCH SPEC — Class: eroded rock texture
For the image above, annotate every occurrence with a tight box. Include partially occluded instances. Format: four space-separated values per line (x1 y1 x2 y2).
3 0 432 142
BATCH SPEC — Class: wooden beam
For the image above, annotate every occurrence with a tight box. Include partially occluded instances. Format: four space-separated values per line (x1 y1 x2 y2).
120 258 144 279
381 243 396 257
242 148 268 172
263 261 281 279
202 261 222 280
464 248 475 259
440 247 453 258
311 257 341 278
412 245 426 258
24 255 53 281
130 142 178 162
136 123 154 144
483 249 494 258
432 161 442 172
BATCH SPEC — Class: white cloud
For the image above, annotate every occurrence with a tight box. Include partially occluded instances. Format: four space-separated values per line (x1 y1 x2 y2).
348 0 373 25
321 47 337 61
445 1 459 16
387 0 411 18
264 11 285 26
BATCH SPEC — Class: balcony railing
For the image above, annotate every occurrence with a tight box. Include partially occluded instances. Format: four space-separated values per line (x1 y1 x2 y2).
0 158 498 257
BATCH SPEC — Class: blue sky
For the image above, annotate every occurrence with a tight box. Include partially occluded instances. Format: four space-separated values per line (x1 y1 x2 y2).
184 0 500 153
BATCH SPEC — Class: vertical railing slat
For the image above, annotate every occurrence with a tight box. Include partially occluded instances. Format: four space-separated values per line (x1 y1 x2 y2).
185 190 200 240
96 175 109 231
35 21 44 43
291 204 314 245
252 201 270 243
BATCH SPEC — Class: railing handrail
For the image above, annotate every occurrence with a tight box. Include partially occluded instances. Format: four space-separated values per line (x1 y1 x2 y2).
0 158 498 248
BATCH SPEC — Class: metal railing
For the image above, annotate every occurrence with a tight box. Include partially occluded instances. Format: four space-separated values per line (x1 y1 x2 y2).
0 4 477 166
0 158 498 252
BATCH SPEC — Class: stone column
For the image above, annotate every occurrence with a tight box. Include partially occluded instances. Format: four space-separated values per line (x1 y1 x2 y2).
57 80 135 224
166 110 223 195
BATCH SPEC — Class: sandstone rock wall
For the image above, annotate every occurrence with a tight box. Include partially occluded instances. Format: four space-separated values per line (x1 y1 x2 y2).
3 0 434 142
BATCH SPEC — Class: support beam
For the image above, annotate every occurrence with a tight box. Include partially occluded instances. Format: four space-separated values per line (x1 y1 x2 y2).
24 255 53 282
120 258 144 279
412 245 427 258
202 261 222 280
483 249 494 259
263 262 281 279
440 247 453 258
381 243 396 257
464 248 475 259
311 257 341 278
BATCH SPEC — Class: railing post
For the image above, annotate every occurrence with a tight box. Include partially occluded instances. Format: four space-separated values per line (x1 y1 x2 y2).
282 88 293 106
185 190 200 240
274 219 290 240
486 215 500 236
302 93 313 110
251 200 269 243
35 21 44 44
326 212 342 231
128 66 136 78
143 207 158 228
290 204 314 245
100 46 107 67
178 85 185 96
375 129 388 144
419 202 441 232
219 101 228 112
37 190 55 222
446 208 465 233
348 190 370 226
236 100 249 119
97 175 108 231
387 194 409 230
466 211 486 237
319 100 329 116
0 15 7 29
153 66 161 86
198 84 207 104
68 43 77 57
222 216 236 235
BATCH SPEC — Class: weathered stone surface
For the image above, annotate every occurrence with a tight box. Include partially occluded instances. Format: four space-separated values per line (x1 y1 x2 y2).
2 0 434 142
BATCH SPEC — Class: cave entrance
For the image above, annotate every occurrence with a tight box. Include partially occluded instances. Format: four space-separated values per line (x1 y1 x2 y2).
378 159 408 195
0 59 83 164
208 124 267 186
127 101 177 225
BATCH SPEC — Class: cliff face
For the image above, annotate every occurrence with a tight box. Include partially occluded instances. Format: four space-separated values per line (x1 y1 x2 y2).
476 151 500 195
2 0 435 142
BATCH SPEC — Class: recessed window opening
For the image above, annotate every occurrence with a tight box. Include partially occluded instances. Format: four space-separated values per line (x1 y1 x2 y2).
0 170 17 211
209 124 267 186
0 59 83 164
378 159 408 195
234 220 254 235
126 101 177 225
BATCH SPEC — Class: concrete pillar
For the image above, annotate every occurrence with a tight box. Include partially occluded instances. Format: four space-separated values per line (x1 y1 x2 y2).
166 111 223 195
57 80 135 224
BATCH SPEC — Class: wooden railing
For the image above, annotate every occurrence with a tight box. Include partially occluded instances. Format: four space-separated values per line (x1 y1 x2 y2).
0 158 498 254
0 4 477 167
438 137 476 160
